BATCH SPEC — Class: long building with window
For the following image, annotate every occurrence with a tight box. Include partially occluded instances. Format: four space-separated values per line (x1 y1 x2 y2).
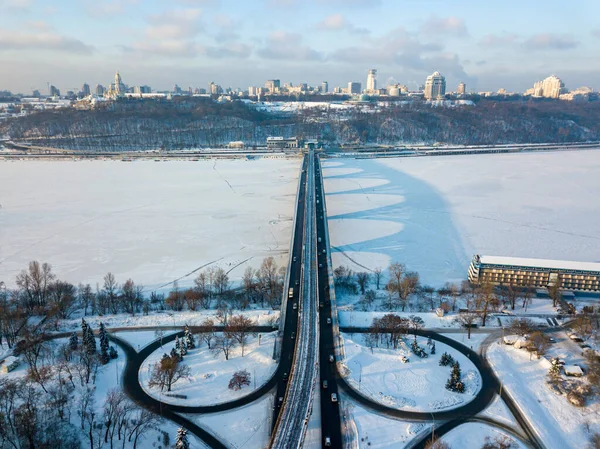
468 255 600 292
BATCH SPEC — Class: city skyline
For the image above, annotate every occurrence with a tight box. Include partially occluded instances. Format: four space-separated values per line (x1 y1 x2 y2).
1 0 600 94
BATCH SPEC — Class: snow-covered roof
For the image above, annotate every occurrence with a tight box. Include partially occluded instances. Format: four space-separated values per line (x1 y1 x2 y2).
564 365 584 376
478 255 600 273
3 356 19 365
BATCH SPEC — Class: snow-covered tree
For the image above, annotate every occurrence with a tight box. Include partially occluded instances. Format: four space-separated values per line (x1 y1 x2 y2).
228 370 251 391
99 322 109 364
439 352 454 367
445 361 465 393
109 346 118 359
175 427 189 449
184 325 196 349
82 319 96 355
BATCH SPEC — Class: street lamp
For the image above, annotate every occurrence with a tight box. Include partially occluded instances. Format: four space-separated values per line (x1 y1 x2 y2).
355 360 362 390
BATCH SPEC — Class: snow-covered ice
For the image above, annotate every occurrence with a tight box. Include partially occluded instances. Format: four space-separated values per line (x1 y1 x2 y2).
323 151 600 286
341 333 481 412
0 158 300 291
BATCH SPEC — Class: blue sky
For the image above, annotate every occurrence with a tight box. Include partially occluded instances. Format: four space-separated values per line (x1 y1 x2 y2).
1 0 599 94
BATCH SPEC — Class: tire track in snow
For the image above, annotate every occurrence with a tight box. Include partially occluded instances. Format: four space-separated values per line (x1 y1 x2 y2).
212 160 236 193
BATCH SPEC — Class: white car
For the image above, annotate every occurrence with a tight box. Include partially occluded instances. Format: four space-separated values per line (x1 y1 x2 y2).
331 393 338 403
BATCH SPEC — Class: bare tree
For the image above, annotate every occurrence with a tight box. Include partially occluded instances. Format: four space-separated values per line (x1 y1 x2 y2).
16 260 55 310
226 314 255 356
166 281 185 311
424 437 451 449
482 434 515 449
148 354 191 392
183 288 203 311
127 408 160 449
475 281 498 327
212 335 236 360
48 280 77 319
78 283 95 316
373 267 383 290
121 278 143 315
198 318 216 349
356 272 370 295
508 318 536 336
103 389 131 448
103 272 119 314
228 369 251 390
528 331 550 359
456 311 478 339
408 315 425 341
213 267 230 296
548 278 562 308
421 285 436 311
386 262 406 308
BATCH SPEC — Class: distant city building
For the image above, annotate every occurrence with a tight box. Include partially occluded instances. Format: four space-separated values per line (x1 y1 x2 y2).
81 83 91 97
457 82 466 95
266 136 300 150
96 84 105 96
173 84 182 94
366 69 377 92
49 85 60 97
209 82 223 95
333 86 343 94
106 71 127 98
424 71 446 100
386 84 408 97
321 81 328 93
265 79 281 93
32 89 41 97
248 86 258 96
531 75 567 99
133 85 152 94
560 86 595 101
348 82 362 94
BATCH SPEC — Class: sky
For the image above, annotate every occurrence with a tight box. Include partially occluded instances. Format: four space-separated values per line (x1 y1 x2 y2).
1 0 600 95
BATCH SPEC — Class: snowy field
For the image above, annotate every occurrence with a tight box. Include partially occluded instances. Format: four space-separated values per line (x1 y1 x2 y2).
323 150 600 286
342 333 481 411
141 332 277 406
0 158 300 291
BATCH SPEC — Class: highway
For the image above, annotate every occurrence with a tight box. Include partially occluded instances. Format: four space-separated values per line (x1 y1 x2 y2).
270 150 319 449
314 155 343 447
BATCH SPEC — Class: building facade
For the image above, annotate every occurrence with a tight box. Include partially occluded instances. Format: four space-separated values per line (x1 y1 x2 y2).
424 71 446 100
366 69 377 92
457 82 466 95
266 137 300 149
468 255 600 292
321 81 329 93
531 75 567 99
265 79 281 93
348 82 362 94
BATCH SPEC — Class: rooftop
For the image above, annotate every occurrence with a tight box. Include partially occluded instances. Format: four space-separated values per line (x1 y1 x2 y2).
478 255 600 273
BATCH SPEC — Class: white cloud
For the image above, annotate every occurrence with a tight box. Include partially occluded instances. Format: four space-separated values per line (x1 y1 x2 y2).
421 16 468 38
480 33 518 47
523 33 578 50
0 29 95 54
315 13 369 34
257 31 324 61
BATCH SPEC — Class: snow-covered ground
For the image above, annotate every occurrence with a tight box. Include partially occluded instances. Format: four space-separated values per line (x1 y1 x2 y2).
185 393 274 449
346 399 426 448
0 158 300 291
339 310 500 329
341 333 481 411
323 151 600 287
487 337 600 449
56 309 279 332
441 422 526 448
141 332 277 406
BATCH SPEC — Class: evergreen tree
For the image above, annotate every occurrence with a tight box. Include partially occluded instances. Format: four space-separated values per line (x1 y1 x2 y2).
84 324 97 355
439 352 454 366
99 322 110 364
69 332 78 351
170 347 181 361
81 318 89 341
109 346 118 359
427 336 433 346
184 325 196 349
175 427 189 449
445 361 465 393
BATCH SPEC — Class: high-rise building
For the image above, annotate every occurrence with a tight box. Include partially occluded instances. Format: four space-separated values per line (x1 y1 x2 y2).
366 69 377 92
49 85 60 97
265 79 280 93
457 82 466 95
106 71 126 98
96 84 105 96
173 84 182 94
321 81 329 93
348 82 362 94
424 71 446 100
81 83 91 97
133 85 152 94
209 82 223 95
531 75 567 99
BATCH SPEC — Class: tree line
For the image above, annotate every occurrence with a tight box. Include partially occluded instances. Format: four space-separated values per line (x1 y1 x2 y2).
0 257 285 350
